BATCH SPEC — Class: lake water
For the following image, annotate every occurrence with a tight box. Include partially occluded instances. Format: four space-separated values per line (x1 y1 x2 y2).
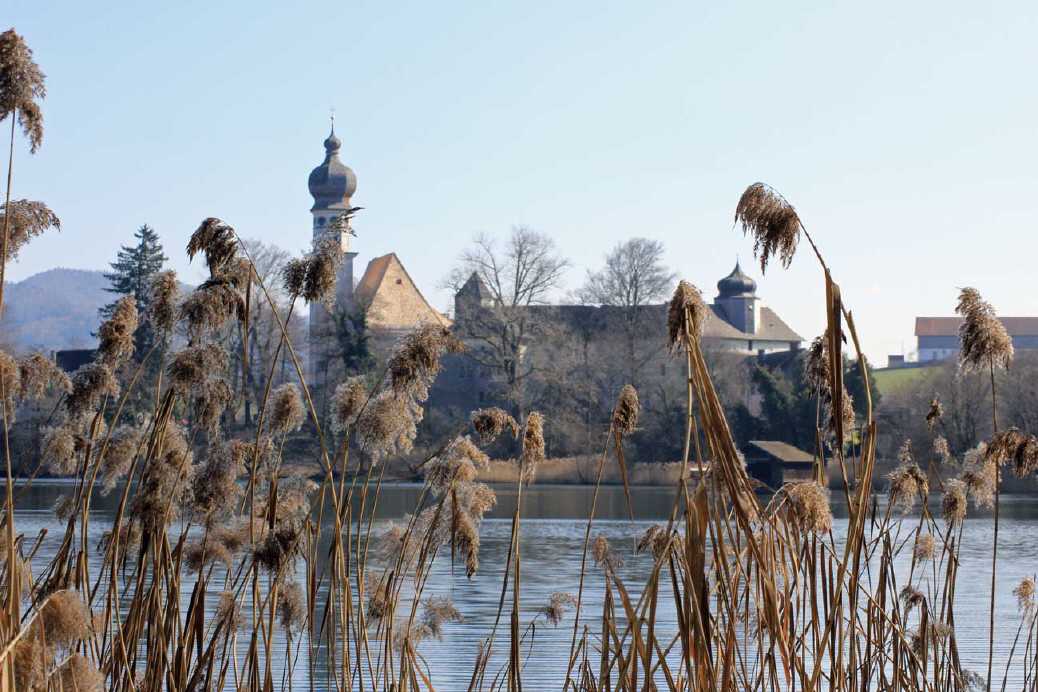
11 480 1038 690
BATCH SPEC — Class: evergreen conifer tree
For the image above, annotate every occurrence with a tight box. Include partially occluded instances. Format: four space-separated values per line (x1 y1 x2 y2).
100 224 168 354
98 225 171 419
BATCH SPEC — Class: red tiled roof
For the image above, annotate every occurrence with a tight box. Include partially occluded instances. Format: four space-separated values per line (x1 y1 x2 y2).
915 317 1038 337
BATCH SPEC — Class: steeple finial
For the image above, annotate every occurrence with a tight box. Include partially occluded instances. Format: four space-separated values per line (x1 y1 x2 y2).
323 112 342 155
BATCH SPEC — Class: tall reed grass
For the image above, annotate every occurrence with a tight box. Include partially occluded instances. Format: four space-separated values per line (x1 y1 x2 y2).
0 182 1032 691
2 31 1036 687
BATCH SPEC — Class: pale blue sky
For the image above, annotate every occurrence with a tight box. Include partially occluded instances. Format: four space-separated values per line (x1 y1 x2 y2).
6 1 1037 365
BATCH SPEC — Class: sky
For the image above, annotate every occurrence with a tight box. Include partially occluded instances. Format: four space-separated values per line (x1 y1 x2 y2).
6 0 1038 366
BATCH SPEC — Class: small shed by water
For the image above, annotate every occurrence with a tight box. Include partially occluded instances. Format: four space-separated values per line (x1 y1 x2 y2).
744 440 816 489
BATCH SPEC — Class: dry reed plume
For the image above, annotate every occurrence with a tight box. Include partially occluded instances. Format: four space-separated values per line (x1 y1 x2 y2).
914 532 935 561
933 434 951 464
888 453 929 512
942 479 968 525
1014 577 1036 614
17 352 70 400
96 296 138 367
0 29 46 152
356 391 423 460
773 480 833 534
666 279 707 347
0 199 59 259
186 217 238 276
331 376 366 432
180 277 246 338
956 287 1013 372
470 406 519 443
269 383 305 435
520 411 545 481
302 235 344 306
734 182 802 272
65 362 119 421
805 333 855 437
147 269 180 335
611 384 640 435
0 349 18 421
281 257 307 297
388 322 464 400
926 395 943 430
542 592 577 626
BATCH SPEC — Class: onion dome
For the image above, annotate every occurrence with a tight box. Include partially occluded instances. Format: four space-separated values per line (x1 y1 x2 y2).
717 261 757 298
308 125 357 211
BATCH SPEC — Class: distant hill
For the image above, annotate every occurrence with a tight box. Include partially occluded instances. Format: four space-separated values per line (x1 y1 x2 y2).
1 268 110 353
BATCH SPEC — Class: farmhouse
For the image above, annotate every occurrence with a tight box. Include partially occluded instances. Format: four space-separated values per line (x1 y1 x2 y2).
916 317 1038 362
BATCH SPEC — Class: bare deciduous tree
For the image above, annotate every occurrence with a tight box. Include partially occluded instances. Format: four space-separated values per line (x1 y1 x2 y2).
223 238 297 425
445 226 570 421
879 361 993 460
1000 352 1038 434
577 238 675 385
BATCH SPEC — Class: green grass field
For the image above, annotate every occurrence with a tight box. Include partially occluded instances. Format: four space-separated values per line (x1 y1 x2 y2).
872 364 938 396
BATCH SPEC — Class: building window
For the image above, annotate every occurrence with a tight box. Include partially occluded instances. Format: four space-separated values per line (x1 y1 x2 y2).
317 217 326 227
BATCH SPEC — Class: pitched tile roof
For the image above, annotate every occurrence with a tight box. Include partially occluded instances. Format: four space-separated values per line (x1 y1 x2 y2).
916 316 1038 337
702 306 802 342
354 254 393 305
355 253 451 329
746 440 814 464
752 307 802 343
523 302 802 344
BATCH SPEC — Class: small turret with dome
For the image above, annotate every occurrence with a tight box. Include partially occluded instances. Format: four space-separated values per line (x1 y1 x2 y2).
716 261 757 298
714 261 761 335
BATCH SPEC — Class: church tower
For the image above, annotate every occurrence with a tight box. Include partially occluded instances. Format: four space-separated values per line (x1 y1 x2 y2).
307 120 358 385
